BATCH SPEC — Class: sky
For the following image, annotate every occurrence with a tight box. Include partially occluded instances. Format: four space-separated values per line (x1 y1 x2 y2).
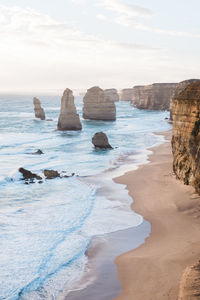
0 0 199 94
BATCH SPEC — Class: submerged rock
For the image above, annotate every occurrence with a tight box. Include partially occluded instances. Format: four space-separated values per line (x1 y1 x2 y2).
32 149 44 155
43 169 60 179
19 168 42 182
33 97 45 120
92 132 113 149
57 88 82 131
83 86 116 121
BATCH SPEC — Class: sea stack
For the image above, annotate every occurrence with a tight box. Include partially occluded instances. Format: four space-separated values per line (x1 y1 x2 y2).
33 97 45 120
172 81 200 195
57 88 82 131
104 89 119 102
169 79 199 120
132 83 178 110
83 86 116 121
119 88 133 101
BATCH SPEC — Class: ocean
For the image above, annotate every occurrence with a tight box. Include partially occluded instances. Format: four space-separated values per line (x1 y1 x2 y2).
0 95 171 299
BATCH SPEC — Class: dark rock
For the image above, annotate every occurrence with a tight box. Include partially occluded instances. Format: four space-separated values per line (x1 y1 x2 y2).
92 132 113 149
19 168 42 181
32 149 44 155
46 119 53 121
44 169 60 179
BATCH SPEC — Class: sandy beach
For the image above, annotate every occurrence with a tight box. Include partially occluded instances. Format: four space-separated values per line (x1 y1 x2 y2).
114 131 200 300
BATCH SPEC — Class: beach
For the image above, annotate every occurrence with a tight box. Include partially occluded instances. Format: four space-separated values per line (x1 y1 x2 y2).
114 131 200 300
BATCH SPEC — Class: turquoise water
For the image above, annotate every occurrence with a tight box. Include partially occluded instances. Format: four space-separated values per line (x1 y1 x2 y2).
0 95 171 299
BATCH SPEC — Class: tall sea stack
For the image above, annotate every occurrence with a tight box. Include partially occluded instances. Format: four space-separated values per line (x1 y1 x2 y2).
33 97 45 120
132 83 178 110
104 89 119 102
172 81 200 195
57 88 82 131
83 86 116 121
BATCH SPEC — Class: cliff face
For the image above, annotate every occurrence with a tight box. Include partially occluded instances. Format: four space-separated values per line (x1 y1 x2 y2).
172 81 200 195
119 88 133 101
132 83 178 110
57 88 82 131
33 97 45 120
83 86 116 121
104 89 119 102
170 79 199 120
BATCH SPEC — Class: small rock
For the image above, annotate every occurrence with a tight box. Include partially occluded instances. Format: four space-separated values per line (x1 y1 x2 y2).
32 149 44 155
19 168 42 181
46 119 53 121
44 169 60 179
92 132 113 149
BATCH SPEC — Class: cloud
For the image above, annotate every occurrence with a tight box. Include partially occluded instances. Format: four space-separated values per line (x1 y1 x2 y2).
96 14 107 21
0 5 167 93
97 0 153 18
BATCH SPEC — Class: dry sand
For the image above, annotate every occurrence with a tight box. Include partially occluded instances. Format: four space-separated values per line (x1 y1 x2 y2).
114 131 200 300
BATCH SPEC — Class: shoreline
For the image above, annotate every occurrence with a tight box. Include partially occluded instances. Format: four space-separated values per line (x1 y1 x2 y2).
59 131 169 300
114 131 200 299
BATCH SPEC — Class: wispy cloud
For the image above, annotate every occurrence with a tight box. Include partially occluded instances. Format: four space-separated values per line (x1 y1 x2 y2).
97 0 153 18
0 5 166 92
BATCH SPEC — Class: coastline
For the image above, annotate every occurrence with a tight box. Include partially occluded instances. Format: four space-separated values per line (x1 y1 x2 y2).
114 131 200 300
59 131 169 300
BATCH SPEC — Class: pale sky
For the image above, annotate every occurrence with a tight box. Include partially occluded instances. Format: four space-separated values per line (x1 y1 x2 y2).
0 0 199 94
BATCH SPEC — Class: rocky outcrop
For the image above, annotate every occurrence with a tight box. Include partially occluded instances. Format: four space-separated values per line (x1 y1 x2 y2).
57 88 82 131
43 169 60 179
170 79 199 120
92 132 113 149
83 86 116 121
104 89 119 102
33 97 45 120
119 88 133 101
132 83 178 110
172 81 200 195
19 168 42 183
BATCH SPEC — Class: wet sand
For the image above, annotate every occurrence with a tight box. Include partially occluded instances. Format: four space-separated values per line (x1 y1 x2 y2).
114 131 200 300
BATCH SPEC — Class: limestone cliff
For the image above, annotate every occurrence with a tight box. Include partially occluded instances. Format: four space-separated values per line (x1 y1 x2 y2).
104 89 119 102
172 81 200 195
170 79 199 120
83 86 116 121
57 88 82 131
33 97 45 120
132 83 178 110
119 88 133 101
178 262 200 300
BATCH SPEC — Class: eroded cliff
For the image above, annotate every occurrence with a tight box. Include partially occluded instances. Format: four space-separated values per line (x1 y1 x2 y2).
172 81 200 195
170 79 199 120
119 88 133 101
132 83 178 110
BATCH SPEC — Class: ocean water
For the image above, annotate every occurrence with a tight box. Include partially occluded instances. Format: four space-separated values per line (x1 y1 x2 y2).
0 95 171 300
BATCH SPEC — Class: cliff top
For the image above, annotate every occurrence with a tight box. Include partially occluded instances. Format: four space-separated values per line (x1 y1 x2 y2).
176 81 200 101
